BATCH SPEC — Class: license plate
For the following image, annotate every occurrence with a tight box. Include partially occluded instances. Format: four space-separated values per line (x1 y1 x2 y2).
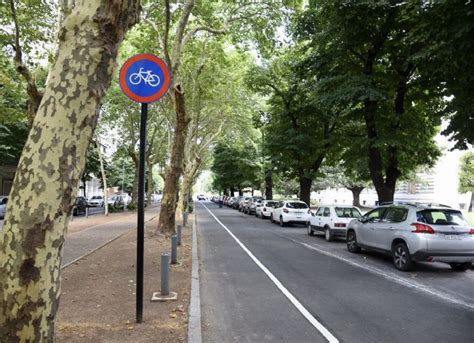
444 234 460 240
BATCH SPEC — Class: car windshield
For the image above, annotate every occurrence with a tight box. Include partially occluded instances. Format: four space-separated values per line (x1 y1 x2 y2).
417 209 469 226
265 201 276 207
287 202 308 209
91 196 101 199
335 207 362 218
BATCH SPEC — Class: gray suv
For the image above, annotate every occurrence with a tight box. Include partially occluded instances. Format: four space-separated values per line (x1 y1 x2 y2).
346 203 474 271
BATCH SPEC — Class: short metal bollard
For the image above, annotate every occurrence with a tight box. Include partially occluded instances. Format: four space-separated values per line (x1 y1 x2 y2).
177 224 182 246
171 235 178 265
151 252 177 302
86 207 89 218
161 253 170 296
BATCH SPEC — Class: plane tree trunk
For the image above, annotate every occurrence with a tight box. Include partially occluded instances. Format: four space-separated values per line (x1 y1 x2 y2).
0 1 139 341
158 88 191 235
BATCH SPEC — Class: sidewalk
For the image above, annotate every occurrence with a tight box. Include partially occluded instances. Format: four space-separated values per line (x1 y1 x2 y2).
62 206 160 267
56 213 193 342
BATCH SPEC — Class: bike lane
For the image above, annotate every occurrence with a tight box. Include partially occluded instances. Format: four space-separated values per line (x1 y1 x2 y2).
197 203 331 342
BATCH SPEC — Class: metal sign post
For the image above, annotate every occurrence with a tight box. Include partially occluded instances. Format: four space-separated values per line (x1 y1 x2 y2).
119 53 171 323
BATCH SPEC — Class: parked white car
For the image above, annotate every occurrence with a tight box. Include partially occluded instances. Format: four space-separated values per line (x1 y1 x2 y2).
307 205 362 241
0 196 8 219
88 195 104 207
256 200 277 219
270 200 310 226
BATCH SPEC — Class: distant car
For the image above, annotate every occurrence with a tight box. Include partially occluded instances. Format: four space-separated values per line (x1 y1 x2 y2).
197 194 206 200
0 196 8 219
88 195 104 207
247 197 263 215
238 197 251 212
271 200 310 226
73 196 88 216
256 200 277 219
308 205 362 241
108 195 125 208
346 203 474 271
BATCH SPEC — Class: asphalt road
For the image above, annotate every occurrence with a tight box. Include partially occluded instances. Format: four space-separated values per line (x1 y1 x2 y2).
197 201 474 343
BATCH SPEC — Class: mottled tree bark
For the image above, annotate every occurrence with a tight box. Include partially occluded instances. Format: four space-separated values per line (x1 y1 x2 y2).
158 88 191 235
0 1 139 341
177 157 200 216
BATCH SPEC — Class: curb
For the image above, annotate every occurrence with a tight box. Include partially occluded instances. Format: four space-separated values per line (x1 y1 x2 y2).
188 204 202 343
61 212 160 270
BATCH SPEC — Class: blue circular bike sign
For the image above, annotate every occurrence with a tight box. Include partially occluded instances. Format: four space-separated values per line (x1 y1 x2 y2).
119 54 171 103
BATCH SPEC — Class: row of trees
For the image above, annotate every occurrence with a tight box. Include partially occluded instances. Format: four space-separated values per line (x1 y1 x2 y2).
212 0 473 206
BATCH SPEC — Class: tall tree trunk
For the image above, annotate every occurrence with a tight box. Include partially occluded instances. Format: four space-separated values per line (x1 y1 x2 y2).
158 87 191 235
239 188 243 196
177 175 192 216
265 170 273 200
348 186 364 207
0 1 139 341
363 100 398 204
469 192 473 212
299 175 312 205
177 159 200 216
230 186 235 197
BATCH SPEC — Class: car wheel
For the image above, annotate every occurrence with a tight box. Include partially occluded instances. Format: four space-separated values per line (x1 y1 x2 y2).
307 223 314 236
449 262 472 271
324 227 334 242
392 242 414 271
279 216 286 227
346 231 361 253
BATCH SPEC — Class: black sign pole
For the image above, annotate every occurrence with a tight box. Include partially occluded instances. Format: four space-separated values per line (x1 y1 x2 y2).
136 102 147 323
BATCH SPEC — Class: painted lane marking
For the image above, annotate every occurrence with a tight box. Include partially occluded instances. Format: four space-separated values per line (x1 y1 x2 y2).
200 202 339 343
271 231 474 312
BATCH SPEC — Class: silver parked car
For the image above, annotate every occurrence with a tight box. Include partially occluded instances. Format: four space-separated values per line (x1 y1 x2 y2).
346 203 474 271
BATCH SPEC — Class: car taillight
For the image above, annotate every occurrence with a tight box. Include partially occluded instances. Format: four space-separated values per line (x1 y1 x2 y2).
334 223 346 227
469 228 474 235
411 223 435 234
283 208 289 213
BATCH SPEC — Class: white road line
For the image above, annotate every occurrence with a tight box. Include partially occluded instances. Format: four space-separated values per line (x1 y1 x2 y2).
200 202 339 343
272 232 474 312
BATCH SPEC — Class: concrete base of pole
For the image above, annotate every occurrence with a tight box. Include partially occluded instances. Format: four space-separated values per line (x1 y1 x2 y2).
170 262 182 268
151 291 178 302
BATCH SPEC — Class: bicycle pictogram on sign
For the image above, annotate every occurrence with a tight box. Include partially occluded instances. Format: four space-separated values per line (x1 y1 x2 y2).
129 68 161 87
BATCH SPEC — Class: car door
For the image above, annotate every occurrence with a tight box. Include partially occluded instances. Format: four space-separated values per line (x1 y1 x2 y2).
357 208 387 247
313 207 324 230
322 207 332 228
373 206 408 250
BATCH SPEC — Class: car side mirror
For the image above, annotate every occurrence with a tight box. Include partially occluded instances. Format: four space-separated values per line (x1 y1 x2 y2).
360 217 368 224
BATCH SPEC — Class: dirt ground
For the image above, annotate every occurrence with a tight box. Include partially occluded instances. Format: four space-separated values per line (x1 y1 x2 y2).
56 215 193 342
